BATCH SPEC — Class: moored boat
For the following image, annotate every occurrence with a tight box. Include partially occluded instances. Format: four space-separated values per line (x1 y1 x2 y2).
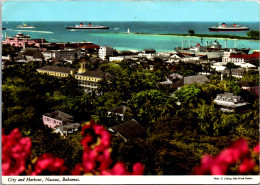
175 40 250 59
66 23 109 29
209 23 250 32
175 40 224 58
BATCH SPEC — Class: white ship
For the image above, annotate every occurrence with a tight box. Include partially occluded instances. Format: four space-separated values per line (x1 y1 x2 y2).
66 22 109 29
17 23 36 29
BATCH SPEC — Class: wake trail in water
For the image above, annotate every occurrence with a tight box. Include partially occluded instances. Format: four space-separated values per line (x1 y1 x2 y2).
6 29 53 34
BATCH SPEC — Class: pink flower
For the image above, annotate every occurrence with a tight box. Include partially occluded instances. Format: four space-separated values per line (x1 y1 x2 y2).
81 135 93 149
217 148 239 164
239 158 255 174
93 123 105 135
111 162 128 175
253 143 259 154
2 122 145 176
230 138 249 158
2 129 31 175
71 164 83 175
210 163 228 175
132 163 145 175
32 153 68 175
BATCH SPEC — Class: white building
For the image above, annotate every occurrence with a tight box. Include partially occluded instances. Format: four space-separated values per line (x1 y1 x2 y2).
109 56 125 62
42 49 82 60
99 46 114 60
214 92 247 112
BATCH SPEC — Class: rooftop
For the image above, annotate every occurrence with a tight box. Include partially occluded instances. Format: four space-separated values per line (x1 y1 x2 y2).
214 92 247 108
37 65 76 74
109 119 146 141
76 68 113 79
44 110 74 122
109 105 127 115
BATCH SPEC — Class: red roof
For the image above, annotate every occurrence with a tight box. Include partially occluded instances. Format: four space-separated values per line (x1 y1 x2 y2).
81 45 100 49
230 52 260 59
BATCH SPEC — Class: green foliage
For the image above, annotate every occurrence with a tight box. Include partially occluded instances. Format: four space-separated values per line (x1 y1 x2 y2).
2 59 259 175
246 30 260 39
30 128 83 169
174 84 201 103
2 44 22 58
129 90 168 128
225 62 239 70
188 30 195 35
195 102 221 136
241 73 259 86
176 62 203 76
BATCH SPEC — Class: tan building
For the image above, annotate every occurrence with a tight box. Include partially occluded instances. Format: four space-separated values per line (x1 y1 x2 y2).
36 65 76 78
75 62 113 94
37 62 112 94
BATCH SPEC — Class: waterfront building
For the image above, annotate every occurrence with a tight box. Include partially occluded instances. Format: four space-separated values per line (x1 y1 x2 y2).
214 92 248 112
36 65 76 78
222 51 260 63
98 46 114 60
2 32 46 48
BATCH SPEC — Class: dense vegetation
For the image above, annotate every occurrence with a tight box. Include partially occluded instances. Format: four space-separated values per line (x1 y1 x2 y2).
135 30 260 40
2 60 259 174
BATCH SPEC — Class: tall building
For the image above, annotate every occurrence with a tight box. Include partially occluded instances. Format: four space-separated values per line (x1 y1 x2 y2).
98 46 114 60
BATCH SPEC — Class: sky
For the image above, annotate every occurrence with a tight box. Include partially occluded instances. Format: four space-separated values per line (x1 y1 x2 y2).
1 0 260 22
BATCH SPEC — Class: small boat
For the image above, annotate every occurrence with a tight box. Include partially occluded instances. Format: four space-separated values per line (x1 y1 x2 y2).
127 28 130 34
209 23 250 32
114 27 120 30
2 27 6 30
66 22 109 29
17 23 35 29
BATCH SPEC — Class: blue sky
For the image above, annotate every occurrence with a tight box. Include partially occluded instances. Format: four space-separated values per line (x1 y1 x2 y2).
2 0 260 22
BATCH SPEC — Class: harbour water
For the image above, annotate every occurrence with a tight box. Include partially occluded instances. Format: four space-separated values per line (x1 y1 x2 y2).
2 21 260 52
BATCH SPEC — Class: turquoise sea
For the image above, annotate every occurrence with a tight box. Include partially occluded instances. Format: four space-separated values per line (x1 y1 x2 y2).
2 21 260 52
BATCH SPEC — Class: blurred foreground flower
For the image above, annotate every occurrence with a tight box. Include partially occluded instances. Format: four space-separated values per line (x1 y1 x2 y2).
2 120 144 176
71 120 144 175
2 129 31 175
193 139 259 175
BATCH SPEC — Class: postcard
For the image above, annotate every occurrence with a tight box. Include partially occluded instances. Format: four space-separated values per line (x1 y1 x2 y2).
1 0 259 184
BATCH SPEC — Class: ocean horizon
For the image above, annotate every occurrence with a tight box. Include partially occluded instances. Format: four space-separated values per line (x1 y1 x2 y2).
2 21 260 52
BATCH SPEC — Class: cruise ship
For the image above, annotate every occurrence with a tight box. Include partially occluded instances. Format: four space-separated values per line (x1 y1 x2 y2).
209 23 250 32
66 23 109 29
17 23 36 29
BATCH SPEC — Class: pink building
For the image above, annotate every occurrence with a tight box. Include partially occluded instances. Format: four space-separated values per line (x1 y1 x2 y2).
2 32 46 48
43 110 74 129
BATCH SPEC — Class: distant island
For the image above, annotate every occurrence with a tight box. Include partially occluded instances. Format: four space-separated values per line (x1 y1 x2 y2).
133 30 260 41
